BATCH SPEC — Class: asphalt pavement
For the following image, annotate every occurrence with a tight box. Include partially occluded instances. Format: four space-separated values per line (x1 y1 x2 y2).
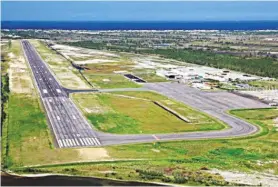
22 40 101 148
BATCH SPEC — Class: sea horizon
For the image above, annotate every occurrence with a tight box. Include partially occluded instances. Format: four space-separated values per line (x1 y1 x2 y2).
2 20 278 31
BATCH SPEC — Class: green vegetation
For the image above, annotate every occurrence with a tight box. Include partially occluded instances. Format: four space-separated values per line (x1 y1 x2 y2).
249 80 278 89
3 93 108 168
133 72 167 82
84 62 133 74
83 73 141 89
142 49 278 78
1 74 10 168
1 40 109 168
72 92 225 134
1 41 10 168
15 107 277 186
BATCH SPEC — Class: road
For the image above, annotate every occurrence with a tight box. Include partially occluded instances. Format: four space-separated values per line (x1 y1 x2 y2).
22 40 270 147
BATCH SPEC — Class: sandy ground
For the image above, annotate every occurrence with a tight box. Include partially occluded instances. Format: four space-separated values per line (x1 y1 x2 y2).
74 59 118 65
209 169 278 187
52 44 122 66
7 43 35 95
77 148 110 160
53 68 89 89
132 57 179 69
52 44 119 58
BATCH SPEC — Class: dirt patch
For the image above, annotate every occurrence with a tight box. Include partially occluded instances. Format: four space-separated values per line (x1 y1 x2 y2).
151 149 160 153
209 169 278 187
7 44 35 95
57 70 89 89
77 148 110 160
74 59 118 65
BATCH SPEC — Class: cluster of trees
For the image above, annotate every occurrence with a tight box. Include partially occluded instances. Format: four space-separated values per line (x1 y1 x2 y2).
65 41 278 78
1 74 9 135
142 48 278 78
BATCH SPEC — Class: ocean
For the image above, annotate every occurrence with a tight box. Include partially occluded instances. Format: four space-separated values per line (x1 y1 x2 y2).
2 21 278 30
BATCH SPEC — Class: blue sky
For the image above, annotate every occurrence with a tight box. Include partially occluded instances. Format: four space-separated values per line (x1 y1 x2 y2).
2 1 278 21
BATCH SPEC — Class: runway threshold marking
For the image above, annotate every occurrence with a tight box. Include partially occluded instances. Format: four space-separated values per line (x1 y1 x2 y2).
74 139 79 146
65 139 70 147
71 139 76 146
58 140 63 147
62 140 67 147
152 134 160 140
86 138 94 145
91 138 97 145
83 138 89 145
68 139 73 147
94 138 101 145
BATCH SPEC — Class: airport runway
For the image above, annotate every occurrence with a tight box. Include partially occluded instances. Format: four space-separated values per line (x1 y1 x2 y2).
22 40 270 147
22 40 102 148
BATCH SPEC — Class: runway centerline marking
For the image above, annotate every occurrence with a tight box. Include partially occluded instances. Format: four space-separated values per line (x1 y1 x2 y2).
152 134 160 140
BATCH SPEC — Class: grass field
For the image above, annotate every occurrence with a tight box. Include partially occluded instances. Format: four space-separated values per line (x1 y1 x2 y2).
3 93 111 168
82 73 141 89
72 91 226 134
1 42 111 168
249 80 278 89
133 72 167 82
15 108 278 186
14 108 278 185
84 62 134 74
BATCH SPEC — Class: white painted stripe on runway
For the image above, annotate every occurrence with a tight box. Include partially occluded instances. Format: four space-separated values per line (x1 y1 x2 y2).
74 139 79 146
87 138 94 145
79 138 84 145
81 138 88 145
62 140 68 147
67 139 72 146
69 139 74 146
84 138 91 145
90 138 97 145
71 139 76 146
94 138 101 145
65 139 71 147
58 140 63 148
87 138 95 145
152 134 160 140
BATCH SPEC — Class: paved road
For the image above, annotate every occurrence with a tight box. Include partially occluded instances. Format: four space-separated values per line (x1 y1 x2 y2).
22 40 270 147
66 87 148 94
